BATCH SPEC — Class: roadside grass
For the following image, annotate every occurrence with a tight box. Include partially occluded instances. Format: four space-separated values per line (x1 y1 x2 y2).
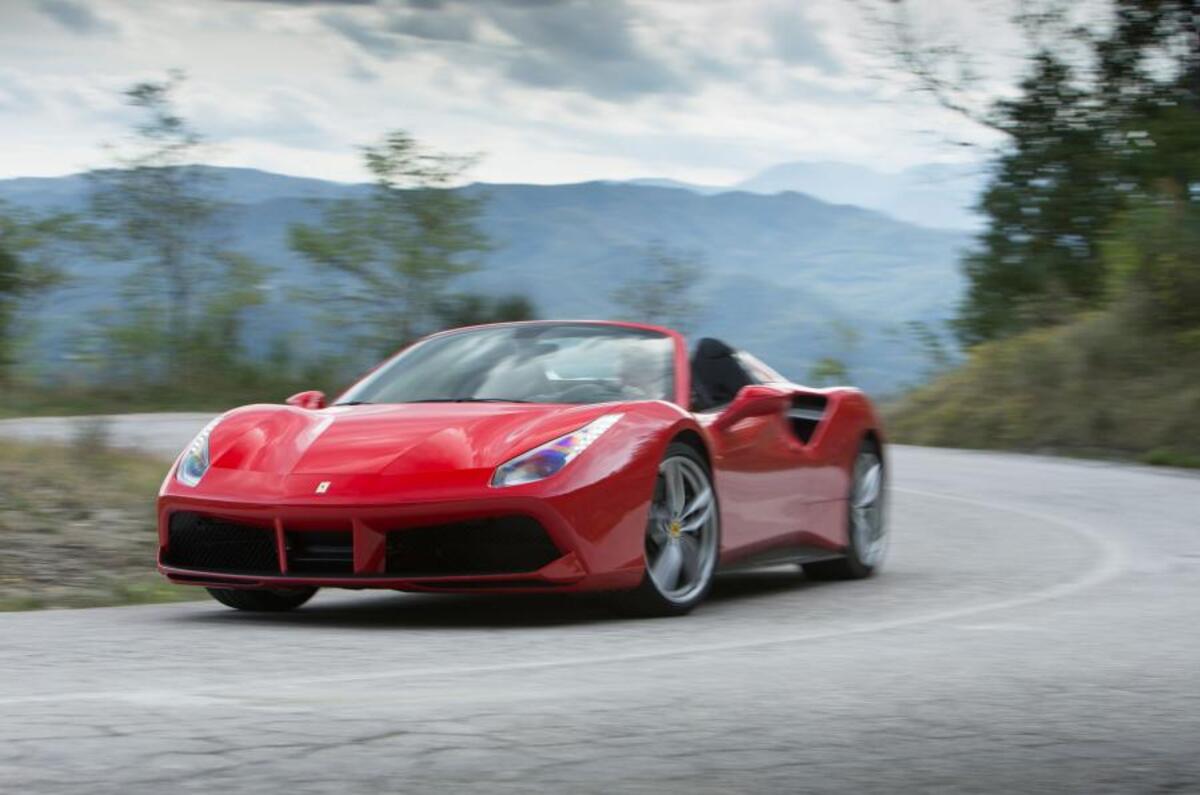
0 433 200 611
886 309 1200 468
1140 448 1200 469
0 367 345 419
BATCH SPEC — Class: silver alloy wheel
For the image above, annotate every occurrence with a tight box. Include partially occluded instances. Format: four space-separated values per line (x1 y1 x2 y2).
645 455 719 604
850 451 886 567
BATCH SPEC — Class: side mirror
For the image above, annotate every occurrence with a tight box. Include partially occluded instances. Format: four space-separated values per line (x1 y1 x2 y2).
286 390 327 410
712 384 789 431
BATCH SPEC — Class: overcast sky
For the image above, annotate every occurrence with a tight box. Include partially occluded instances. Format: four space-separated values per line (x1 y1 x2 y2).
0 0 1011 186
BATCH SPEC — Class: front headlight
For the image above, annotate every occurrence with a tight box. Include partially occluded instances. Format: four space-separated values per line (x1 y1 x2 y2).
491 413 623 487
176 418 221 487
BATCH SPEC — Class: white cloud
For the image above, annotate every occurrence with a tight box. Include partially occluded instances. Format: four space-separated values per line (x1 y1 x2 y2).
0 0 1003 185
35 0 119 35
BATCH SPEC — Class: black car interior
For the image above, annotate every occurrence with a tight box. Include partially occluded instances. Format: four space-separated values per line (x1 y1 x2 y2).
690 337 755 411
691 337 830 442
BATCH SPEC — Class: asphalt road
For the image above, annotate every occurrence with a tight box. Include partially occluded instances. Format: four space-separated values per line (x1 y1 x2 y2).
1 415 1199 794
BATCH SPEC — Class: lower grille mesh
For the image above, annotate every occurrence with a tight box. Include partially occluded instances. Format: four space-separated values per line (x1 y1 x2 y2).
163 513 559 578
386 516 559 576
164 512 280 574
287 531 353 574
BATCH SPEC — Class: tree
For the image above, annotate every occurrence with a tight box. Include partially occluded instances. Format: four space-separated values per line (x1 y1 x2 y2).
1104 195 1200 331
0 246 26 384
433 293 537 328
806 320 860 386
290 131 490 356
88 71 262 386
190 253 273 372
0 204 78 385
610 242 706 333
878 0 1200 345
806 357 850 387
955 52 1120 343
905 319 955 378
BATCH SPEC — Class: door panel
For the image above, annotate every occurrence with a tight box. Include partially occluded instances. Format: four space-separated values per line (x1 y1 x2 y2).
706 409 809 553
705 390 845 557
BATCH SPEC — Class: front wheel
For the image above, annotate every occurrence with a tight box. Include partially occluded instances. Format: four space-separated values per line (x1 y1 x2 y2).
614 443 720 617
803 440 886 581
206 587 318 612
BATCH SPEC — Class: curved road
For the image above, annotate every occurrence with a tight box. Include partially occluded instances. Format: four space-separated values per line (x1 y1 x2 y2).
1 415 1198 793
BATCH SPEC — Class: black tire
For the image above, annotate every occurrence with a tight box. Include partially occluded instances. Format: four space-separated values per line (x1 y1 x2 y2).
613 442 720 618
206 587 318 612
803 438 886 581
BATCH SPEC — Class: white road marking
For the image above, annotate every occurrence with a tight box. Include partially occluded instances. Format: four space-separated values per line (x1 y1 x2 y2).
0 485 1128 707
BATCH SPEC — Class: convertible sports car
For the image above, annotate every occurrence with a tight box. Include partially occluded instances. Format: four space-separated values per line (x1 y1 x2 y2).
157 320 887 616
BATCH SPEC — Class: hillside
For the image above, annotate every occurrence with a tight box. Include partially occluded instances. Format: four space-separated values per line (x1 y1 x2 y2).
2 167 970 394
887 308 1200 466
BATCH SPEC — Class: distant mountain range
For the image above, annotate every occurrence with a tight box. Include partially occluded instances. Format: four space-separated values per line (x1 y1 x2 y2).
1 165 974 394
628 160 986 231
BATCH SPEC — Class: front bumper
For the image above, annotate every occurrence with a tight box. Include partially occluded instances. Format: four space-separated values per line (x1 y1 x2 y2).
156 467 653 594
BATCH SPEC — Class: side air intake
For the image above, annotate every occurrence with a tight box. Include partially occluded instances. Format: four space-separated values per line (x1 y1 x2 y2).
788 394 828 444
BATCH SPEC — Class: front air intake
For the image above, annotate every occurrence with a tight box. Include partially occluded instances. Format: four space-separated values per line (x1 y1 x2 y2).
385 516 560 577
164 512 280 574
286 531 354 575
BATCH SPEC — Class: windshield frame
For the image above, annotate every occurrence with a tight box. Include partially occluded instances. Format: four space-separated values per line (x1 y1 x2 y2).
333 320 688 408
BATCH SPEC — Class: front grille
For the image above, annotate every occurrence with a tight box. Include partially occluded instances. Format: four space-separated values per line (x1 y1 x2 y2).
164 512 280 574
164 513 561 579
287 531 353 574
386 516 560 576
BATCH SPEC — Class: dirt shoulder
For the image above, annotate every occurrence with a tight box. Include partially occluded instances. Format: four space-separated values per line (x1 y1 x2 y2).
0 434 197 610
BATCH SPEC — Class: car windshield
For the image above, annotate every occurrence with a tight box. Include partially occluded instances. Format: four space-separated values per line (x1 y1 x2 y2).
336 323 676 406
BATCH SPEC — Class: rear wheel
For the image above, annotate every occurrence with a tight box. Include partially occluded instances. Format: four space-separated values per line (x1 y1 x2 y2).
614 443 720 617
803 440 886 581
206 587 318 612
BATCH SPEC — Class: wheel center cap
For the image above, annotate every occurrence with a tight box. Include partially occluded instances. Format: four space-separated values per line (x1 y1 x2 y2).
668 520 682 538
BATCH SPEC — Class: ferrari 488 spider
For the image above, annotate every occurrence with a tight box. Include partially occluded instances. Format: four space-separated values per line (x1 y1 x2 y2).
157 321 887 616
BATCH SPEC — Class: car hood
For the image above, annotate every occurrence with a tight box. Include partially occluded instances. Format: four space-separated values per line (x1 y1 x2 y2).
206 402 622 478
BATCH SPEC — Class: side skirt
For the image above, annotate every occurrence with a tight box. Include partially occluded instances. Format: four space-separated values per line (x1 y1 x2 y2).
718 544 845 573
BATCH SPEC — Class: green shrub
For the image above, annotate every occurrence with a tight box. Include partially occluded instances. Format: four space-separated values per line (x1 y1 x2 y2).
887 307 1200 464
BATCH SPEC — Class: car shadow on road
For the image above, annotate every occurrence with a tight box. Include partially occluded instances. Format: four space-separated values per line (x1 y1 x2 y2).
169 567 831 630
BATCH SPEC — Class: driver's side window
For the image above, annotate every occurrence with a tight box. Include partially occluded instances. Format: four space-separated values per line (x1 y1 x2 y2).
690 338 756 412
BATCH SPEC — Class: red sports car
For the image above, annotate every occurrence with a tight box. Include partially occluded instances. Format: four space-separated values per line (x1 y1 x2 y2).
157 320 887 616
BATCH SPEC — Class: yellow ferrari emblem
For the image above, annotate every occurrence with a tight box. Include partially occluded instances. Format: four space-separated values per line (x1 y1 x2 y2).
668 520 682 538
